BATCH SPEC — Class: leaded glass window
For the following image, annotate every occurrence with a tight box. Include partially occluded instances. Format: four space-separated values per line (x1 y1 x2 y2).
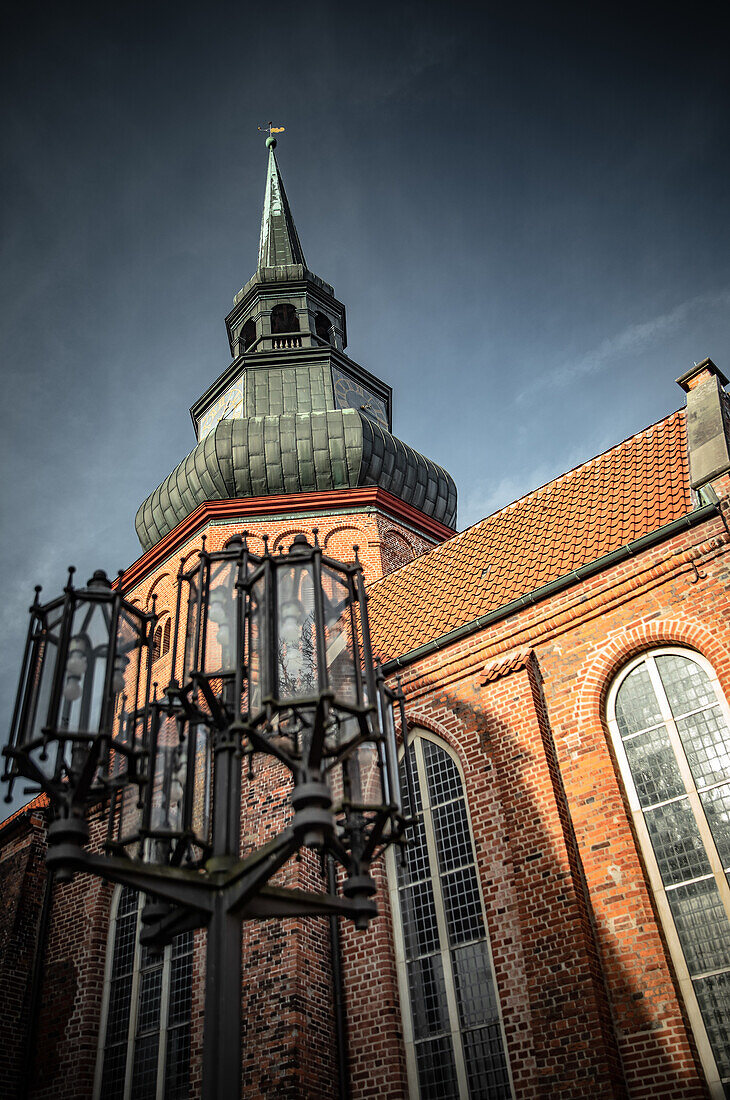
94 887 194 1100
608 649 730 1098
390 731 512 1099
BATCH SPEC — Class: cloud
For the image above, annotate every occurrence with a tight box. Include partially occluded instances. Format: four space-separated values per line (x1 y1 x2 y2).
517 287 730 402
461 463 557 528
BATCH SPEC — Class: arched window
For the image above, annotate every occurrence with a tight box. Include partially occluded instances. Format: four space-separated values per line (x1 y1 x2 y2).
241 319 256 352
314 312 332 344
153 618 171 663
94 887 194 1100
270 303 299 334
607 649 730 1094
390 731 512 1099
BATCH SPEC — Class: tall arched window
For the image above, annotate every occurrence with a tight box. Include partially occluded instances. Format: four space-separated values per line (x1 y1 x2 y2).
608 648 730 1095
153 617 171 663
94 887 194 1100
390 730 512 1099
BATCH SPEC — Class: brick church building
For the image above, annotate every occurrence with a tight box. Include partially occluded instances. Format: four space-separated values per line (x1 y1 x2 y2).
3 139 730 1099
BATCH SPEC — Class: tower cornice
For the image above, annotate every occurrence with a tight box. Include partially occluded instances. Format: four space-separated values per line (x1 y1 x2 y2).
124 487 456 595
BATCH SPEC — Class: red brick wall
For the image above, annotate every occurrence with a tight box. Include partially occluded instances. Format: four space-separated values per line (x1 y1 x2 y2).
7 492 730 1096
0 810 48 1099
31 808 112 1099
110 500 427 1098
340 858 409 1098
388 511 730 1096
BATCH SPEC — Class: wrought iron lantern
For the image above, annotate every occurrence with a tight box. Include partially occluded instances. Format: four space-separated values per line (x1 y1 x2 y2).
1 531 413 1099
243 531 408 924
2 568 155 878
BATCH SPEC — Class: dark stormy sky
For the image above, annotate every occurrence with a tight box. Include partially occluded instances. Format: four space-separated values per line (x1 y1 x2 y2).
2 1 729 815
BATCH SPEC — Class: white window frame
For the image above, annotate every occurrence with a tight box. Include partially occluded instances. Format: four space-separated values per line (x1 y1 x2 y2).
387 728 514 1099
93 886 185 1100
607 647 730 1099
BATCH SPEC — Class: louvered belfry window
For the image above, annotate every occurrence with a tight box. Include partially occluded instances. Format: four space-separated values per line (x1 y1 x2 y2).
608 649 730 1095
95 887 194 1100
391 732 512 1099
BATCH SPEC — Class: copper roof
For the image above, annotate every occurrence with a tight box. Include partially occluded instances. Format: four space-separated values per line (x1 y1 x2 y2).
368 410 692 662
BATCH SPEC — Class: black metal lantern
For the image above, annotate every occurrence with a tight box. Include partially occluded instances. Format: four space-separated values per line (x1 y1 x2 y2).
2 568 155 876
178 534 250 711
245 534 389 849
2 536 413 1100
107 698 212 870
326 675 411 927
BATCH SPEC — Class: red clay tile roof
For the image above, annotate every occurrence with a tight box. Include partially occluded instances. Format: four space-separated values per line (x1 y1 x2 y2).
368 410 692 662
0 792 48 833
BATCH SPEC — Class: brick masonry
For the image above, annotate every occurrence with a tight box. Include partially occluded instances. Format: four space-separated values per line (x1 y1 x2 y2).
3 473 730 1095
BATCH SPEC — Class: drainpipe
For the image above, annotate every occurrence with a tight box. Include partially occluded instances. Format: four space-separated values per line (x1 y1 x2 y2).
328 855 350 1100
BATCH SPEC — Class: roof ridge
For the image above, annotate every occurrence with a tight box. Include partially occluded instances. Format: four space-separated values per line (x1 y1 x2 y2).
494 407 685 514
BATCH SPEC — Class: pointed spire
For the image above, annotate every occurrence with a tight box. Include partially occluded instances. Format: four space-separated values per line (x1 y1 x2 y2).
258 137 306 271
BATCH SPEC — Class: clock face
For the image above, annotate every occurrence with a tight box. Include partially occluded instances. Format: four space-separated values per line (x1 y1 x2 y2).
332 368 389 429
197 377 244 440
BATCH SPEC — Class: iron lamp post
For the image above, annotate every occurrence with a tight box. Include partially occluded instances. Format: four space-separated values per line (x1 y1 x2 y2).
2 533 414 1100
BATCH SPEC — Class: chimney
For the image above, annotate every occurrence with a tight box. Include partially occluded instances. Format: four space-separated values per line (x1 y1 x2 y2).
676 358 730 490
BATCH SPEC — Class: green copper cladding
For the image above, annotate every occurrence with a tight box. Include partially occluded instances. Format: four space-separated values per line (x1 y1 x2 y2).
135 411 457 552
258 144 306 271
134 138 458 552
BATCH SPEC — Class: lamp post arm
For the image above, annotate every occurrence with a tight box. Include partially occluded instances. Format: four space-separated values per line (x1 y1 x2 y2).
239 885 370 920
139 903 209 947
226 828 300 915
75 852 218 913
3 747 50 797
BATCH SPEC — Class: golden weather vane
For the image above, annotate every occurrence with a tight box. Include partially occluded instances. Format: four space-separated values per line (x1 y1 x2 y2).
258 122 285 139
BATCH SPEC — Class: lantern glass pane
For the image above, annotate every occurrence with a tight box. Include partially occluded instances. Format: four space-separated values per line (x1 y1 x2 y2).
22 607 63 753
183 572 200 682
107 696 144 789
111 783 143 851
329 715 385 812
276 561 317 701
108 608 148 773
322 566 359 706
248 576 264 717
379 689 402 811
345 740 385 807
203 559 238 676
61 597 113 735
189 723 211 851
149 713 186 836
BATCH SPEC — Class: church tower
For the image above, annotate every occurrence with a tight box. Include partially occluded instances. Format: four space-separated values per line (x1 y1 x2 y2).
133 133 457 574
116 135 458 1097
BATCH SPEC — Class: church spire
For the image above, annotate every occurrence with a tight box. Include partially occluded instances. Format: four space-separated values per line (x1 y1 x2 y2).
257 134 306 271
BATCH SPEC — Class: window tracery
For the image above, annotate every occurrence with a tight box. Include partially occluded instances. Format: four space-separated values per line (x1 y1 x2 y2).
607 648 730 1095
94 887 194 1100
390 730 512 1098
